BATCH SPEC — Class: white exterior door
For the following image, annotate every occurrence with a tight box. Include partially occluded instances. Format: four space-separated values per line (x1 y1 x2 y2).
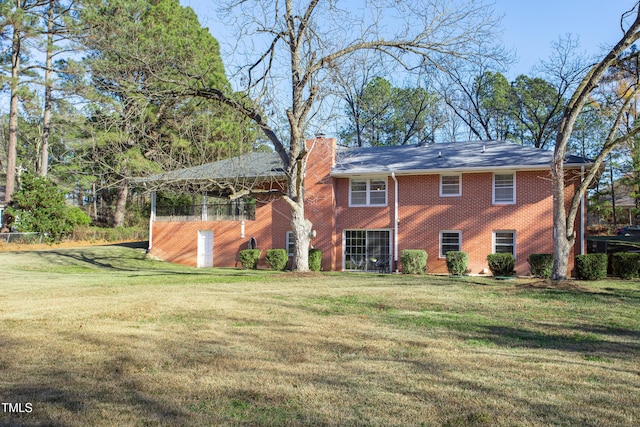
197 230 214 268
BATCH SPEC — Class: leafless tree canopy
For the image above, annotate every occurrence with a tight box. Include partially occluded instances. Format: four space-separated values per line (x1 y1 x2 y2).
182 0 506 271
551 1 640 279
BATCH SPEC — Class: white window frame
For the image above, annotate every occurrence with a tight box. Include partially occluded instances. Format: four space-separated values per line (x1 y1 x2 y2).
493 230 516 257
349 177 388 207
286 231 294 257
439 230 461 258
440 174 462 197
493 172 516 205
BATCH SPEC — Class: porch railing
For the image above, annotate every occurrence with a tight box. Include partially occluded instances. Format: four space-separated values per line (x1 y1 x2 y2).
155 203 256 222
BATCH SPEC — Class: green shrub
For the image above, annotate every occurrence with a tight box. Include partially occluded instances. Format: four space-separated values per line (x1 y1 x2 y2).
400 249 427 274
238 249 261 269
309 249 322 272
612 252 640 279
487 253 516 277
265 249 288 271
446 251 468 276
528 253 554 279
575 254 608 280
6 173 92 243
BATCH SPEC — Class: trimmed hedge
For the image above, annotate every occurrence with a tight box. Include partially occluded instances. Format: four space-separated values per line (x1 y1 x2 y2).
446 251 468 276
309 249 322 272
400 249 428 274
528 253 553 279
265 249 288 271
487 253 516 277
575 254 608 280
238 249 261 269
612 252 640 279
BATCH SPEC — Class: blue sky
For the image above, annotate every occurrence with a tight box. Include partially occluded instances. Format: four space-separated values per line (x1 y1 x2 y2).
493 0 630 77
181 0 633 79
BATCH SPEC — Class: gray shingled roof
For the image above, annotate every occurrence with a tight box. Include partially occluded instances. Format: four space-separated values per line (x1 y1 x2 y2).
331 140 589 176
132 151 285 184
134 140 591 186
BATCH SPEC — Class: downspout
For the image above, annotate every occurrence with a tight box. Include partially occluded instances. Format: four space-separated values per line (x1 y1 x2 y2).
391 172 399 273
148 191 156 252
580 165 585 255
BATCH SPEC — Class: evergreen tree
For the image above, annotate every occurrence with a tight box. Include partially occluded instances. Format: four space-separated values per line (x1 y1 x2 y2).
73 0 255 226
5 172 90 242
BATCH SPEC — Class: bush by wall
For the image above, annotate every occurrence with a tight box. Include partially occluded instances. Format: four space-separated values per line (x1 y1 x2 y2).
400 250 427 274
309 249 322 272
446 251 468 276
265 249 288 271
528 253 554 279
612 252 640 279
575 254 608 280
487 253 516 277
71 226 148 242
238 249 261 269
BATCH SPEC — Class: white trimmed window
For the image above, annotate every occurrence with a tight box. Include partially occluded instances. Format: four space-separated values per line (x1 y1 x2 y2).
440 174 461 197
493 172 515 204
286 231 295 257
349 178 387 206
440 231 461 258
494 231 516 257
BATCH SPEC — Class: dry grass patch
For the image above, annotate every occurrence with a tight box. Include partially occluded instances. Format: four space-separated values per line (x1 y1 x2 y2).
0 245 638 426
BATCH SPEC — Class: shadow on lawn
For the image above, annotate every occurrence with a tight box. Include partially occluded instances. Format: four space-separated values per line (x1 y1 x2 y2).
476 324 640 356
0 376 190 427
11 247 206 276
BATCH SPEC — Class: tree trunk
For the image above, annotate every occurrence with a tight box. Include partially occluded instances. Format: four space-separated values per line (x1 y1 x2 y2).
290 202 312 271
551 154 575 280
40 0 54 177
112 179 128 227
6 21 20 204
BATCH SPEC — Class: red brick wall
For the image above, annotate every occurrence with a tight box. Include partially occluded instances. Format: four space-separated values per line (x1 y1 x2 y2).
150 196 292 268
304 137 337 271
334 170 582 275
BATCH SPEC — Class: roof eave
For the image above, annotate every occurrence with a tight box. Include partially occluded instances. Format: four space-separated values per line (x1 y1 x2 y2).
331 162 593 178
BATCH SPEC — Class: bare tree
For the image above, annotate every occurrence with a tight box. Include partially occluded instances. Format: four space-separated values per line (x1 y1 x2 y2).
551 2 640 279
183 0 504 271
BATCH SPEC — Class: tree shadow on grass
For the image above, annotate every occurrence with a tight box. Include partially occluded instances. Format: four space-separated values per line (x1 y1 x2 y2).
475 324 640 356
9 248 249 278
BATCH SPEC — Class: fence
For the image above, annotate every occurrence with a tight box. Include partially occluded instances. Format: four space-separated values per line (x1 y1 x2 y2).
156 203 256 222
0 232 45 244
0 227 148 245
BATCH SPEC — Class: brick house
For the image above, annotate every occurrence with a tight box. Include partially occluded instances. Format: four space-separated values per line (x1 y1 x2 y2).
138 137 589 275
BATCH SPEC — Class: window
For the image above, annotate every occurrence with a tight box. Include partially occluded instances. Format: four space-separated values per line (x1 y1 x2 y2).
344 230 391 271
494 231 516 257
440 231 461 258
440 174 461 197
350 178 387 206
286 231 295 256
493 173 515 204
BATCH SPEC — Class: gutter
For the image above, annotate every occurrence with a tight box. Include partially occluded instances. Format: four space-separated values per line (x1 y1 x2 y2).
391 172 399 273
581 165 585 255
148 192 156 252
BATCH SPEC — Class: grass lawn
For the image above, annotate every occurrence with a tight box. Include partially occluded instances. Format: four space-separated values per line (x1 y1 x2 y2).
0 244 638 426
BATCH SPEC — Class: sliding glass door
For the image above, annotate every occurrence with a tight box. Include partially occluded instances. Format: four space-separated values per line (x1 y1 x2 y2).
344 230 391 272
